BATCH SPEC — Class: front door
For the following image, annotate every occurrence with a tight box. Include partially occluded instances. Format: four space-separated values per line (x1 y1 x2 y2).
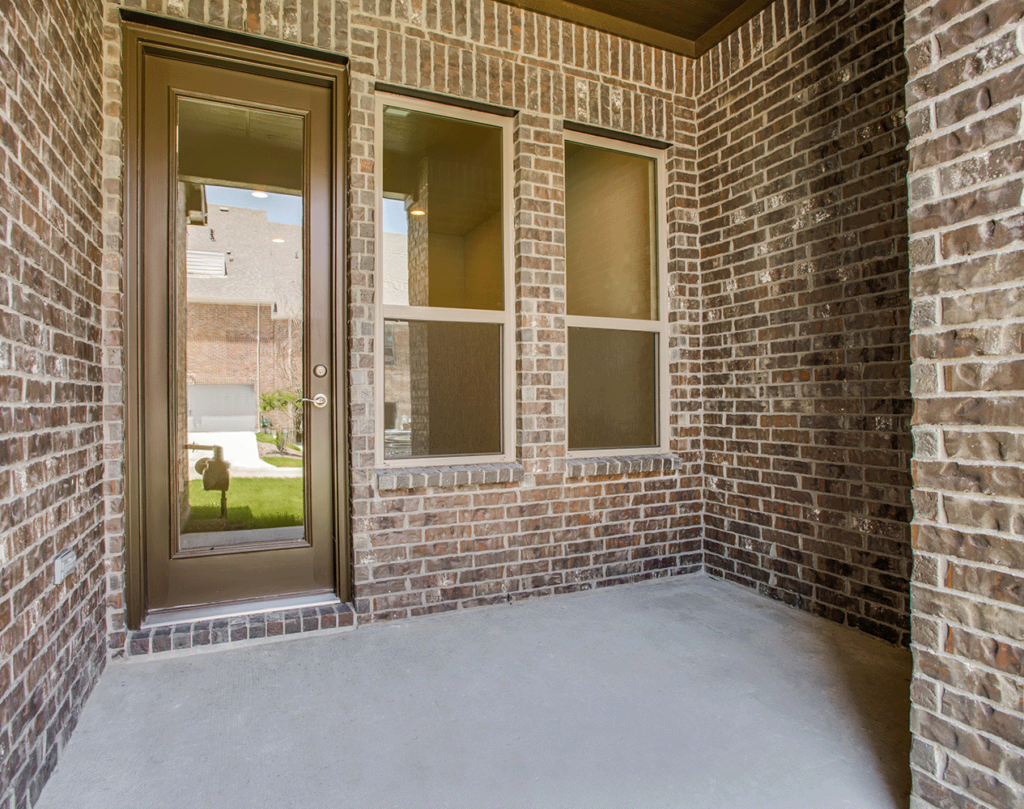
131 30 344 619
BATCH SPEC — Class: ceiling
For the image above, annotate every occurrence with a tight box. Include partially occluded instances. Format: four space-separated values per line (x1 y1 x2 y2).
178 98 303 194
382 106 502 236
503 0 776 57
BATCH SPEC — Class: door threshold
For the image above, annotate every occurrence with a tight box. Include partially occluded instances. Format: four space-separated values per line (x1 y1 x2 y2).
142 593 342 628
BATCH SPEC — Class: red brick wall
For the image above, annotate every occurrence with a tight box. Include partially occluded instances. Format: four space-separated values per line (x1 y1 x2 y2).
0 0 107 807
905 0 1024 806
186 302 303 393
696 0 913 644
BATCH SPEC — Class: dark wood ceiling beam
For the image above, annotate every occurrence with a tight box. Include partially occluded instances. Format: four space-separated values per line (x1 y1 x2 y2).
504 0 698 58
502 0 778 58
693 0 778 55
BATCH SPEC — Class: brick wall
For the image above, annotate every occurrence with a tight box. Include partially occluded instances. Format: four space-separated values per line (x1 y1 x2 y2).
28 0 1024 806
905 0 1024 806
102 0 704 632
187 303 303 393
345 1 706 618
696 0 914 644
0 0 107 807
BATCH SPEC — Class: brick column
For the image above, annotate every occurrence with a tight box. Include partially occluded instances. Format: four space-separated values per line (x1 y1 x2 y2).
101 0 128 657
345 58 379 615
906 0 1024 806
667 60 703 539
514 111 567 482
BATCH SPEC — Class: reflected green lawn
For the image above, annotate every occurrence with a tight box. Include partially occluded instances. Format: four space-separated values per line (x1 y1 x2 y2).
184 477 303 532
263 456 303 468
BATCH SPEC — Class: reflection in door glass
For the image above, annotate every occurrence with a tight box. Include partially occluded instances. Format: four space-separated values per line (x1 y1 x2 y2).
174 97 306 552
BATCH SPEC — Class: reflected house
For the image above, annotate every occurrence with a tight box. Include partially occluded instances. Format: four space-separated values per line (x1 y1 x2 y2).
176 97 306 445
185 203 304 436
178 200 306 534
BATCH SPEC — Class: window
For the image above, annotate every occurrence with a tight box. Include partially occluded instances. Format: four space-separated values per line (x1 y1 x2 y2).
564 134 668 454
375 95 513 465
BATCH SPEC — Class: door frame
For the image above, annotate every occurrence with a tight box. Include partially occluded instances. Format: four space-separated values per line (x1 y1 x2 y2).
122 16 350 629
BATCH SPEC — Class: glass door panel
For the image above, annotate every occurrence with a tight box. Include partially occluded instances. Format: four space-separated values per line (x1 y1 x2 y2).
175 98 307 554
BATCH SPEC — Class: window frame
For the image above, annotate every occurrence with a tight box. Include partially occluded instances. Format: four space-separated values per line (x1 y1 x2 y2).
373 93 516 469
563 131 671 458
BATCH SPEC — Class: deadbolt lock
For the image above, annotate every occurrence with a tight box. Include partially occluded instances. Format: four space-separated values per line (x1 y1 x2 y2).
313 364 327 378
299 393 328 409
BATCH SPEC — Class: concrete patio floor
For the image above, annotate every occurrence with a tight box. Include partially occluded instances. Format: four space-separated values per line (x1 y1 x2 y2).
38 576 912 809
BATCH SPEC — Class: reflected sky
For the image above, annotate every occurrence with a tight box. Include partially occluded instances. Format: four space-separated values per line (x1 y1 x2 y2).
205 185 302 225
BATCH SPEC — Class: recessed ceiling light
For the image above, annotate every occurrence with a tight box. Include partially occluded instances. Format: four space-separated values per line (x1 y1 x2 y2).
251 191 269 199
272 238 285 243
409 207 426 216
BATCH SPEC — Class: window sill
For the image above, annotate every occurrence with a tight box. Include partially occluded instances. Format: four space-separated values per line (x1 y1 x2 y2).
375 462 525 491
564 453 682 478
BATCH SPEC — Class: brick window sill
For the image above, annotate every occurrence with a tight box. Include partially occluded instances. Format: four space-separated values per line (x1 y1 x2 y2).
375 462 525 491
564 454 682 478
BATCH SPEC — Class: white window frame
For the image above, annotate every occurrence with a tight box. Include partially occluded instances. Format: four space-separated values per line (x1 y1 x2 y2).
563 131 670 459
374 93 515 469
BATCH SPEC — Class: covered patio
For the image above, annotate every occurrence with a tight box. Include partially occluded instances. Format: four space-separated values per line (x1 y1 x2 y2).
37 576 911 809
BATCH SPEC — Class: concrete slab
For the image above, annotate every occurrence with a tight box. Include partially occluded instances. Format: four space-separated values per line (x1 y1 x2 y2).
37 576 911 809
